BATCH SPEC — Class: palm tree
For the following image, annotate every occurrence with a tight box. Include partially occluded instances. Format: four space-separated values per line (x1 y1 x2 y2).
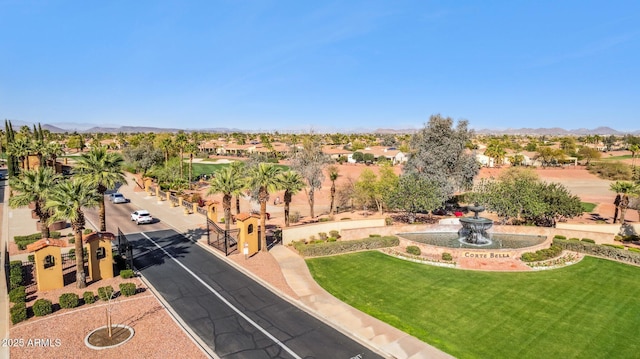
248 163 282 251
160 137 173 168
9 136 32 171
185 142 199 185
277 171 305 227
327 165 340 215
9 167 61 238
43 142 65 169
174 132 188 179
46 179 101 288
207 167 245 230
629 144 640 168
230 161 246 214
74 147 127 231
610 181 639 224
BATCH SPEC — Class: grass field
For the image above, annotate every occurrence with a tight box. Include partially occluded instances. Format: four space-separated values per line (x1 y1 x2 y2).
306 252 640 358
602 155 633 161
581 202 596 212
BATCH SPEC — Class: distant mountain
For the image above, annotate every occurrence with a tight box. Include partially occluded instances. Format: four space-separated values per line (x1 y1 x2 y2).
473 126 633 136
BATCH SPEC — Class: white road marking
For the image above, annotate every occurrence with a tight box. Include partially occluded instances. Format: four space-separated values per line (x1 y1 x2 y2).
140 232 302 359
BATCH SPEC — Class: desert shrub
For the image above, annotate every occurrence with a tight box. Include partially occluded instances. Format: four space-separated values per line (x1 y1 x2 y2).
68 237 75 244
385 217 394 226
442 252 453 261
120 269 135 279
295 236 399 257
341 217 351 220
83 228 93 235
327 237 337 242
59 293 79 309
553 235 566 240
119 283 137 297
98 285 115 301
290 211 301 223
33 299 53 317
9 286 26 303
520 245 563 262
406 245 421 255
219 217 225 223
329 230 341 239
369 234 381 237
554 238 640 265
615 235 640 242
318 232 328 240
569 238 580 241
318 218 330 222
602 243 625 249
27 255 34 262
587 162 633 180
581 238 596 243
10 303 27 324
308 235 316 243
83 291 96 304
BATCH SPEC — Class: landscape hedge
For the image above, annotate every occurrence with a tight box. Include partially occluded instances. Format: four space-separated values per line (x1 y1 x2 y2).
33 299 53 317
10 303 27 324
119 269 135 279
553 238 640 265
119 283 137 297
98 286 115 301
406 245 421 256
520 245 563 262
9 286 26 303
9 261 23 290
59 293 79 309
294 236 399 257
15 232 61 250
83 291 95 304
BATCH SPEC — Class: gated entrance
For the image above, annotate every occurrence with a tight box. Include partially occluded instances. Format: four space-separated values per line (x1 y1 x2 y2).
206 218 238 256
117 228 134 269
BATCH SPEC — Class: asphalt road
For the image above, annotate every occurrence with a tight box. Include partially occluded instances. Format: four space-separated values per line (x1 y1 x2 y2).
128 229 382 359
85 197 382 358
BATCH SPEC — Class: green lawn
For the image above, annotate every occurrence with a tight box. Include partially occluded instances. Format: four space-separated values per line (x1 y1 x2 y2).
306 252 640 358
581 202 596 212
602 155 633 160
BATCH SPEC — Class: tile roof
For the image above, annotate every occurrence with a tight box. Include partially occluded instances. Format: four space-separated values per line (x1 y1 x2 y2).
27 238 67 252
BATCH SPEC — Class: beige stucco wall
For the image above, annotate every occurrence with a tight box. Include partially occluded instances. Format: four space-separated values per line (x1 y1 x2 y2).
281 218 386 245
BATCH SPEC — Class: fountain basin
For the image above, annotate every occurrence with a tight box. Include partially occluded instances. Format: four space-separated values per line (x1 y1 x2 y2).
398 232 547 249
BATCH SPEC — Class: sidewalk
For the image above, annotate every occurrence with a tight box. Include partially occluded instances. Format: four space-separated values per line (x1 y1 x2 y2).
121 175 453 359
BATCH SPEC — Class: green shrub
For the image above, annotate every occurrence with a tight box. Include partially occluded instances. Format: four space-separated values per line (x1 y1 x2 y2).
581 238 596 243
83 291 95 304
385 217 394 226
614 235 640 242
553 235 566 240
406 246 421 256
327 237 337 242
329 230 340 239
602 243 625 249
628 247 640 253
10 303 27 324
442 253 453 261
120 269 135 279
9 286 26 303
14 232 62 250
119 283 137 297
569 238 580 241
340 217 351 220
27 254 34 262
318 218 330 222
290 211 301 223
587 161 633 180
318 232 328 240
33 299 53 317
98 285 115 301
554 238 640 265
68 237 75 244
9 261 23 290
369 234 381 237
50 231 61 239
59 293 79 309
520 245 563 262
295 236 399 257
83 228 93 234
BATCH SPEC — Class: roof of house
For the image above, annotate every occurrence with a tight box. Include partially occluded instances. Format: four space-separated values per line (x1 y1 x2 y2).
27 238 67 252
83 231 116 243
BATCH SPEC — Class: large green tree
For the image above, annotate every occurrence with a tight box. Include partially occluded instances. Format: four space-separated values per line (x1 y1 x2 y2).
122 141 163 180
9 167 61 238
404 114 479 200
75 147 127 231
46 179 101 288
611 181 639 224
248 163 282 251
388 174 442 223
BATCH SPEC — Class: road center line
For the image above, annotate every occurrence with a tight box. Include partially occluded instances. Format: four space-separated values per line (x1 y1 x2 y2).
140 232 302 359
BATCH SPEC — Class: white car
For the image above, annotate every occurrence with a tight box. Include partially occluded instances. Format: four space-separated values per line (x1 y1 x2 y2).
131 210 153 225
109 193 128 204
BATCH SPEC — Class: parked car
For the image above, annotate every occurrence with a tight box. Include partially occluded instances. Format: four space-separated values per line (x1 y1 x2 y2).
109 193 128 204
131 210 153 225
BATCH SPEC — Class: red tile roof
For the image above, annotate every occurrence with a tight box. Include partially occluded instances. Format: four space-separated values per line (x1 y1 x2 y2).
27 238 67 252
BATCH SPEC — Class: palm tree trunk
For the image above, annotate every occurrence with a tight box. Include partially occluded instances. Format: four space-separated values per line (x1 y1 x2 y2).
179 150 184 179
189 155 193 185
99 198 106 232
35 203 51 239
308 188 315 218
330 183 336 216
235 195 241 215
74 228 86 288
260 199 267 252
284 191 292 227
223 195 231 231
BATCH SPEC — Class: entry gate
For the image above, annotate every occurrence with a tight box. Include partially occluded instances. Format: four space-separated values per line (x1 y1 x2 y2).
206 218 238 256
117 228 134 269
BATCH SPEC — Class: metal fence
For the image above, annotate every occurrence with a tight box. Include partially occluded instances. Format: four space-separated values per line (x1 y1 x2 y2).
117 228 134 269
206 218 238 256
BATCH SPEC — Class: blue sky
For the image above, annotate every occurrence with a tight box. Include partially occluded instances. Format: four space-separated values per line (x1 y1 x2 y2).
1 1 638 132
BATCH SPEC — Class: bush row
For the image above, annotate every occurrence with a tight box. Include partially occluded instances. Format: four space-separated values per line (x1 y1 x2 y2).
294 236 399 257
553 238 640 265
520 245 563 262
15 232 61 250
9 261 23 290
9 284 138 324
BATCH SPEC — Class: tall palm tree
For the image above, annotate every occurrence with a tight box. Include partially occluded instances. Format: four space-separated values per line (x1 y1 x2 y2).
207 167 245 230
248 163 282 251
9 136 32 171
185 142 199 185
9 167 61 239
174 132 188 179
277 171 305 227
46 179 101 288
160 137 173 168
74 147 127 231
611 181 639 224
43 142 65 169
229 161 246 214
327 165 340 215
